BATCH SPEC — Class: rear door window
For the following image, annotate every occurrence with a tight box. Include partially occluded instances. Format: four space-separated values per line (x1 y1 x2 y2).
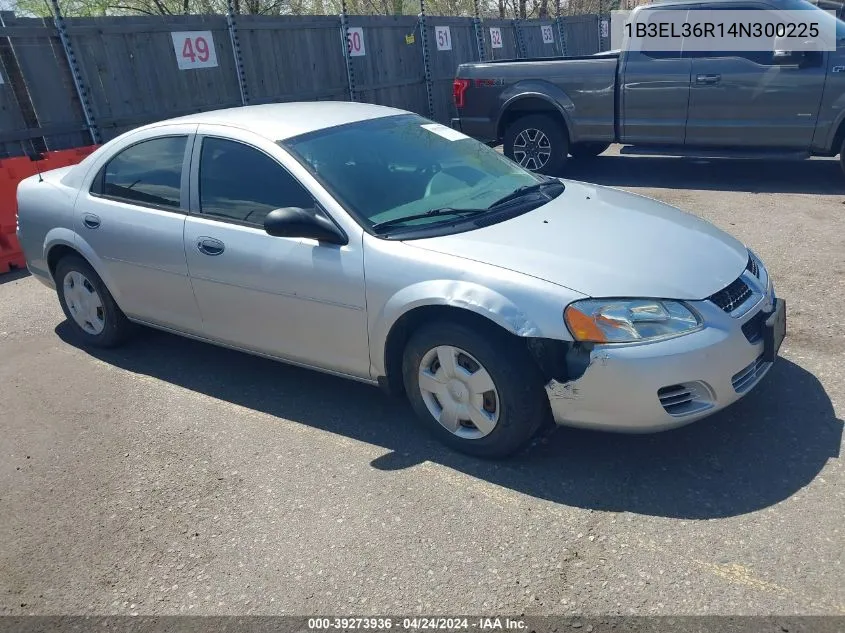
95 136 188 210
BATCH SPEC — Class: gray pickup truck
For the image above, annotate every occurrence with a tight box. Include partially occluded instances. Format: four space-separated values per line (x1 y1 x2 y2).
451 0 845 175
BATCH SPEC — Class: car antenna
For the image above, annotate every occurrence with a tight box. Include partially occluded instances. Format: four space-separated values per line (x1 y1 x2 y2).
27 140 43 182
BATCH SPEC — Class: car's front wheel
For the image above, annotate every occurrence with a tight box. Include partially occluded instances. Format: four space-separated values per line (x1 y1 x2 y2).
402 320 549 459
55 255 133 348
503 114 569 176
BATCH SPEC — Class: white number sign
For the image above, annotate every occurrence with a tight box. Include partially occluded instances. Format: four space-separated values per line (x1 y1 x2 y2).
346 27 366 57
490 27 503 49
541 24 554 44
171 31 218 70
600 19 609 38
435 26 452 51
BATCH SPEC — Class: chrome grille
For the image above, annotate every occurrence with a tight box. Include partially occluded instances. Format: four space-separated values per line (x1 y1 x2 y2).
746 255 759 278
731 355 768 393
708 277 753 313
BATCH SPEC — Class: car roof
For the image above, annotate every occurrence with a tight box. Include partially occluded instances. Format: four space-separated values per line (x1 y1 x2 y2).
138 101 411 141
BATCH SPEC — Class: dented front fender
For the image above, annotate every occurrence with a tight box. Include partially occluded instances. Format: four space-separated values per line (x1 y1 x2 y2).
364 235 586 378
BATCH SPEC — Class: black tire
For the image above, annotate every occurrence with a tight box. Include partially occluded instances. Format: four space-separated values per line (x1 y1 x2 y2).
402 320 550 459
503 113 569 176
55 254 133 349
570 142 610 160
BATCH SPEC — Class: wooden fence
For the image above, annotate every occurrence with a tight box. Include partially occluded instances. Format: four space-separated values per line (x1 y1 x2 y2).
0 10 608 158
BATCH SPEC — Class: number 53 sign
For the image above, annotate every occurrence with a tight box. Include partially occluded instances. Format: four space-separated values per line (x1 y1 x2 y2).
171 31 219 70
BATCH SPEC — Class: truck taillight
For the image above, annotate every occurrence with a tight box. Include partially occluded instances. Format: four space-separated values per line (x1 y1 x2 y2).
453 78 469 108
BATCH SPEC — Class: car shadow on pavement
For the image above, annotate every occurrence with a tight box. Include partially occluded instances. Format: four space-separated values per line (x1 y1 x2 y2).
562 155 845 195
0 269 30 285
57 322 842 521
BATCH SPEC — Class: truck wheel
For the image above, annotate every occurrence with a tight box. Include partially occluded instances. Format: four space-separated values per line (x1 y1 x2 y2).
570 142 610 160
402 320 550 459
504 114 569 176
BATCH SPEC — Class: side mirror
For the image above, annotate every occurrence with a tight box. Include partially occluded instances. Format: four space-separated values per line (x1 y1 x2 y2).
772 36 808 65
263 207 348 245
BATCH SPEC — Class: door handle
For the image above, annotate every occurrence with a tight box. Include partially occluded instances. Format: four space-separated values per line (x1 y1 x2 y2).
695 73 721 85
82 213 101 229
196 237 225 256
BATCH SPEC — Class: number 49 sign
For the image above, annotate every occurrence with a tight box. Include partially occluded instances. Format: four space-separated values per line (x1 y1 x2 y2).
171 31 219 70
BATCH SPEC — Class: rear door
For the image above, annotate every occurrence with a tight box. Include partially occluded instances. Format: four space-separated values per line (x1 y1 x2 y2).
684 3 827 148
77 124 203 333
620 7 694 144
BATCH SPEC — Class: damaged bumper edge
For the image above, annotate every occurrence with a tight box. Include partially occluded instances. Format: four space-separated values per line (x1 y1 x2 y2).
542 320 774 433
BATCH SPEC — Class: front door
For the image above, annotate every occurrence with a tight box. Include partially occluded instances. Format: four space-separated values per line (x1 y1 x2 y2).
182 130 370 379
684 5 827 148
620 7 693 144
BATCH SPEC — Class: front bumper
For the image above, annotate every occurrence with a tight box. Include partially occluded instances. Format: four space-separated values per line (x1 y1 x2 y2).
545 287 782 433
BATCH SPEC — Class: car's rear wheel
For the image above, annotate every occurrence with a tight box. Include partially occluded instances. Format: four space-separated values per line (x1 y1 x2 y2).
55 255 132 348
504 114 569 176
570 142 610 160
402 320 549 459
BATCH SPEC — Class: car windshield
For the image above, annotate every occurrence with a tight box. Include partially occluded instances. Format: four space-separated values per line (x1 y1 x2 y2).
281 114 549 234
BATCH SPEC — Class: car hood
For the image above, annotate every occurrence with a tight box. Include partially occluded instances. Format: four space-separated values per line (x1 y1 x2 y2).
404 180 748 300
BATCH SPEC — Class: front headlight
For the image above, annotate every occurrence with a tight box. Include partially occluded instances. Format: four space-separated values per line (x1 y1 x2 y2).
564 299 702 343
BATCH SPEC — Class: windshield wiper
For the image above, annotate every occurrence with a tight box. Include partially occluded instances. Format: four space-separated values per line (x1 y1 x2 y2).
372 207 488 232
487 179 564 209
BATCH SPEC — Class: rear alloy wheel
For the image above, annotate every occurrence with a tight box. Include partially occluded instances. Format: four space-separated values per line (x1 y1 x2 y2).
570 142 610 160
504 114 569 176
55 255 133 348
402 321 550 459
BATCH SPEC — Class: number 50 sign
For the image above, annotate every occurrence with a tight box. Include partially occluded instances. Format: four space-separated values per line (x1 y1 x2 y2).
171 31 219 70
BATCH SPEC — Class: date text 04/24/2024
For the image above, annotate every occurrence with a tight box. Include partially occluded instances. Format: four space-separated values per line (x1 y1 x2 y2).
307 617 528 630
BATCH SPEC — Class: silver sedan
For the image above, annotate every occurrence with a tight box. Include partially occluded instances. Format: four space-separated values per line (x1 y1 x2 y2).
16 102 786 458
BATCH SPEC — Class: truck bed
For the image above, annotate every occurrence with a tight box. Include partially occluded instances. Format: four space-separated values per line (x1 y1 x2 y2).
454 54 619 144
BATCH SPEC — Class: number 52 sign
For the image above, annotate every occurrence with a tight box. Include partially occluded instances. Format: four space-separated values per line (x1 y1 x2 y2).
171 31 218 70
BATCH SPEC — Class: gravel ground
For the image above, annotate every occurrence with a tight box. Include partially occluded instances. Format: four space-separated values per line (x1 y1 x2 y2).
0 147 843 617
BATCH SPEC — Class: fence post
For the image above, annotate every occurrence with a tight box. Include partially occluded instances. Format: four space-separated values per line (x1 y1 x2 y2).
472 0 485 61
597 2 606 51
48 0 99 144
554 0 567 56
513 18 526 58
226 0 249 106
339 0 356 101
418 0 435 120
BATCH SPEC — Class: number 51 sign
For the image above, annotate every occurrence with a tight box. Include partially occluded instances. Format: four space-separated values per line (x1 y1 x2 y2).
171 31 219 70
